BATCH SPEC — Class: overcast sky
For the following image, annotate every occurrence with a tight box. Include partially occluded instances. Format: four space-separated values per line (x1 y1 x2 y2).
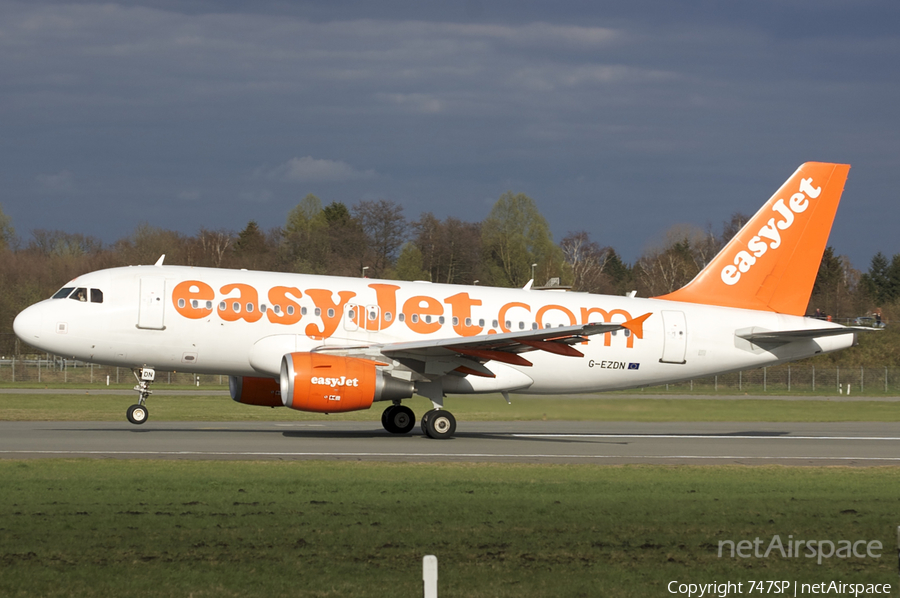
2 0 899 269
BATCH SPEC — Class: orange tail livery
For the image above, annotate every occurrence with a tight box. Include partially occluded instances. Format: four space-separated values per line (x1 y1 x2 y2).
657 162 850 315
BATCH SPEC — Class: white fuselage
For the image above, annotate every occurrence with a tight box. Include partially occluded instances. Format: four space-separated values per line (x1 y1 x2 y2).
13 264 854 395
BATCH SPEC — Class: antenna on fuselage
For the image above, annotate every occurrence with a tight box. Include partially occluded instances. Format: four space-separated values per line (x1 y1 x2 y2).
154 255 166 266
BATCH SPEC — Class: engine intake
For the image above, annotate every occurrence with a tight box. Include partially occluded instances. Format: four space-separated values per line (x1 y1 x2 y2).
279 353 413 413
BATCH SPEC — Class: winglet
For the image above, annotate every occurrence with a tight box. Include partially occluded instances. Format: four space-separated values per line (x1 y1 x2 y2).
656 163 850 315
621 312 651 339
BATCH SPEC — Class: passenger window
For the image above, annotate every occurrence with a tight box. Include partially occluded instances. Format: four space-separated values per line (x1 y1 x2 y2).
70 288 88 302
53 287 74 299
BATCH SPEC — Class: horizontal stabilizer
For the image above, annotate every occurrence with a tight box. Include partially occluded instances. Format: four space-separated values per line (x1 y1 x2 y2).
736 326 874 344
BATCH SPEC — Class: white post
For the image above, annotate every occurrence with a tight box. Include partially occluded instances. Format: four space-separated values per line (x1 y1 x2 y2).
423 555 438 598
106 375 110 386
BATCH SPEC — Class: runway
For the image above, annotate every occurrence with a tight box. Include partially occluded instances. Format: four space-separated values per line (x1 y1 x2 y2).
1 420 899 465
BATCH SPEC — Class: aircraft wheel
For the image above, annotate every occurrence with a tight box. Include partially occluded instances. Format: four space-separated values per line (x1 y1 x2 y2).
420 409 436 435
381 405 394 430
384 405 415 434
126 404 149 425
424 409 456 440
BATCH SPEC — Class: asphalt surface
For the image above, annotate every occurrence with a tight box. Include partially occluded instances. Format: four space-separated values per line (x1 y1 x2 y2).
3 388 900 401
1 420 899 466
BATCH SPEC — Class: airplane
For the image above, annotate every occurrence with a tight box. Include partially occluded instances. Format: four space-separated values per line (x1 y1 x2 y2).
13 162 866 439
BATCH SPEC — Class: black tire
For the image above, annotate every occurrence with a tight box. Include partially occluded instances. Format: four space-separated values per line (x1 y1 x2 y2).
424 409 456 439
126 404 148 425
381 405 395 431
420 409 436 436
384 405 415 434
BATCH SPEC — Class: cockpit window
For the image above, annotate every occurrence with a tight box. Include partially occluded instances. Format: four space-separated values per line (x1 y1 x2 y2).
69 288 88 302
52 287 75 299
91 289 103 303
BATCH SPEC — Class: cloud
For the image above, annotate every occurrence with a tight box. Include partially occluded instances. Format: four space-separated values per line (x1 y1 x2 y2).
259 157 377 183
375 92 445 113
177 190 201 201
36 170 75 192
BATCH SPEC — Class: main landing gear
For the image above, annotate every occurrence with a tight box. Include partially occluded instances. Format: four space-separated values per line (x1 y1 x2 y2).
380 403 457 439
421 409 456 439
127 367 155 425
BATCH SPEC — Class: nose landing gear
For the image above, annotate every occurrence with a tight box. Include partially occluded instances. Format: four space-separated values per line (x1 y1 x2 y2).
127 367 155 425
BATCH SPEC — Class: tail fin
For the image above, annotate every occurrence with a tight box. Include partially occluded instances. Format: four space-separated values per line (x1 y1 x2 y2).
656 162 850 315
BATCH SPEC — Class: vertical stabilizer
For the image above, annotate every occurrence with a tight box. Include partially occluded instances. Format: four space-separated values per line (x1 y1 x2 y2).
656 162 850 315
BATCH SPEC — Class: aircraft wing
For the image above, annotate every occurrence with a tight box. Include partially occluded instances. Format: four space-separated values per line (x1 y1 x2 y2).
736 326 875 344
355 312 652 378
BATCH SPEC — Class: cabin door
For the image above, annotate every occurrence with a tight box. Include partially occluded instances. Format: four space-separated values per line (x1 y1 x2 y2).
660 310 687 364
137 278 166 330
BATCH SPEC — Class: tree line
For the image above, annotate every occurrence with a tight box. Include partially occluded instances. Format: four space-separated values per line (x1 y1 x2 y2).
1 192 898 359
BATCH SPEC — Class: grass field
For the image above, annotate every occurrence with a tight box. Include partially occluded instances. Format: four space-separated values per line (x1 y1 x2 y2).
1 391 900 423
0 460 897 598
2 392 898 597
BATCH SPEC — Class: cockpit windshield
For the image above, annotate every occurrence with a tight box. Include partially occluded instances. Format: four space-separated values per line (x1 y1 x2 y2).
52 287 75 299
51 286 104 303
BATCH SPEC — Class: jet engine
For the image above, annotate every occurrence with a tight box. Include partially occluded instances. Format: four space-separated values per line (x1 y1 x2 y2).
229 375 283 407
279 353 414 413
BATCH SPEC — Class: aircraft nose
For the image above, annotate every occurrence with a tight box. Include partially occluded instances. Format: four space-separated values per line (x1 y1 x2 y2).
13 304 43 342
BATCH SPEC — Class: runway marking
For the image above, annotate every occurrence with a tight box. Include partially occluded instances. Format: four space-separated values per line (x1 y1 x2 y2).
1 450 899 462
512 434 900 441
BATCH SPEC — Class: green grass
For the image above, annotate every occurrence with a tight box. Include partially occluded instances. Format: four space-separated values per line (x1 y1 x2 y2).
0 460 896 597
1 392 899 423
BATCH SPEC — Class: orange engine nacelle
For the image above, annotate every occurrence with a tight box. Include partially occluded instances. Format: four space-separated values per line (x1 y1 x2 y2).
229 376 283 407
279 353 414 413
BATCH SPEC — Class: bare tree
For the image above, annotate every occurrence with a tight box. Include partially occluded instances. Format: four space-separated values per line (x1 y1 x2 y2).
560 231 612 293
353 199 407 277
